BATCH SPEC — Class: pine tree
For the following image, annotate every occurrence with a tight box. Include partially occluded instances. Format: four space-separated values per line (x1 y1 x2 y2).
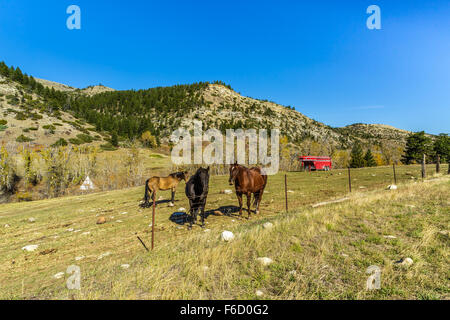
364 149 377 167
401 131 433 164
111 131 119 147
350 144 365 168
433 133 450 163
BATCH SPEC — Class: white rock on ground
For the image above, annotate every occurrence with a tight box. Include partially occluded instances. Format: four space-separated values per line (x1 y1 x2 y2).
221 231 235 242
97 252 112 260
4 224 10 228
168 202 175 207
384 235 397 239
75 256 85 261
400 257 414 266
387 185 398 190
178 207 186 212
120 212 128 215
81 231 90 236
28 217 36 223
53 272 65 279
255 290 264 297
263 222 273 229
223 189 233 194
22 245 38 252
120 264 130 269
257 257 273 266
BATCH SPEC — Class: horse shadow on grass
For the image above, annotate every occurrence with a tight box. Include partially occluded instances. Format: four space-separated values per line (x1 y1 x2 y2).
169 205 240 226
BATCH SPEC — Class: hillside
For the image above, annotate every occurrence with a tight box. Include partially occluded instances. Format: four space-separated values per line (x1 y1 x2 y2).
0 75 103 147
0 61 417 153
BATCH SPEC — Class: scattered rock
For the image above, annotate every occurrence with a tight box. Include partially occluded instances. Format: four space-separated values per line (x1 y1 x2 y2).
341 253 349 258
22 245 38 252
81 231 91 236
387 185 398 190
4 224 10 228
221 189 233 194
116 220 123 223
97 252 112 260
396 257 413 266
255 290 264 297
120 264 130 269
178 207 186 212
221 230 235 242
53 272 65 279
120 212 128 215
263 222 273 229
168 202 175 207
287 190 294 193
96 216 107 224
384 235 397 239
28 217 36 223
158 196 164 201
67 228 74 232
257 257 273 266
359 186 367 189
288 270 297 276
75 256 85 261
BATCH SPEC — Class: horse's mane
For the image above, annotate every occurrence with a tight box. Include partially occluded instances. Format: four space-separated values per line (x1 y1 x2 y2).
170 172 185 179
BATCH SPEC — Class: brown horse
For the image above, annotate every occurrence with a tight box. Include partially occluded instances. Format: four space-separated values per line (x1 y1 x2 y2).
143 171 189 207
228 163 267 219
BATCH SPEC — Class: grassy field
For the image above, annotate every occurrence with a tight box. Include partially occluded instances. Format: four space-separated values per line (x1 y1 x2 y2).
0 164 448 299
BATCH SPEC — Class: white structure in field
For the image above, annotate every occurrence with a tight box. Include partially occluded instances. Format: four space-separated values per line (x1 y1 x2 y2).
80 176 95 190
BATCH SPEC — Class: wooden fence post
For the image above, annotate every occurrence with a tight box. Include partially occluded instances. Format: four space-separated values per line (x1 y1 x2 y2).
393 163 397 185
152 193 156 250
422 154 426 180
348 167 352 193
284 174 288 212
436 155 440 174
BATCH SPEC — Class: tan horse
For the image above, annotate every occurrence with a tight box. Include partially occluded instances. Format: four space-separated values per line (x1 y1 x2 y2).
143 171 189 207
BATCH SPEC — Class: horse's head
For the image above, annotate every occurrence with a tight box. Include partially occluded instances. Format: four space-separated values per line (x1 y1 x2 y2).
229 162 239 185
181 171 189 182
196 167 210 190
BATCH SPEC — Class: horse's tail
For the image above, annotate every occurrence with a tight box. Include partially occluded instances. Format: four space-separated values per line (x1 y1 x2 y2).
144 179 150 203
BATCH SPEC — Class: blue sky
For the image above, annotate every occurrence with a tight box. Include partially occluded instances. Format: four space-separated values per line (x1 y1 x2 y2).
0 1 449 134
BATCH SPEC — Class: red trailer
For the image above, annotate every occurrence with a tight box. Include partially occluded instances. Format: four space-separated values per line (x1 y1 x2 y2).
299 156 332 171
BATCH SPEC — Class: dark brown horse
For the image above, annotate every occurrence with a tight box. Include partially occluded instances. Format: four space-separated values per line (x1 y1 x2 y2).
142 171 189 207
228 163 267 219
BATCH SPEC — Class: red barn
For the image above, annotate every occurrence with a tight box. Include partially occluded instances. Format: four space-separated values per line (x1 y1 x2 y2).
299 156 332 171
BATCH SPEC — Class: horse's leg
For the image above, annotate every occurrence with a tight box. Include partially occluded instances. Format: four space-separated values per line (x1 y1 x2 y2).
200 198 206 228
237 193 243 218
246 193 252 219
171 188 175 203
255 190 263 214
188 199 194 230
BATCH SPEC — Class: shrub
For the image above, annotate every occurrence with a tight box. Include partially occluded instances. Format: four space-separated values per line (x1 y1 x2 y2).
16 134 34 143
68 138 83 145
76 133 93 143
52 138 68 147
0 119 7 125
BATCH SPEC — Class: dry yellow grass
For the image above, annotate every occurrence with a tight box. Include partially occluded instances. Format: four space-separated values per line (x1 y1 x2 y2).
0 165 448 300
